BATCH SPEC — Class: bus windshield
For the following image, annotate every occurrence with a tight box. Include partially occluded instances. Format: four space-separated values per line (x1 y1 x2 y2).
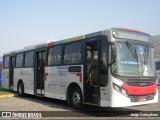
112 41 155 77
113 28 152 43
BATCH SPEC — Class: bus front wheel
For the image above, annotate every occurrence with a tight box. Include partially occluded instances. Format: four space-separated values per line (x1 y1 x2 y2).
17 82 25 97
71 86 83 110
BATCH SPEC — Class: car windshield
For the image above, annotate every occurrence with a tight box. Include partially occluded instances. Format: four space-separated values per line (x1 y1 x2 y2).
112 41 155 77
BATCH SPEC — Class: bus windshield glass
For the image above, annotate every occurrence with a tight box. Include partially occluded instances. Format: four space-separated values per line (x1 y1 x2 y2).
112 41 155 77
113 29 153 43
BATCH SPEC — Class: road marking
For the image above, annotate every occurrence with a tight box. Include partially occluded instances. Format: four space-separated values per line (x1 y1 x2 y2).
0 94 16 98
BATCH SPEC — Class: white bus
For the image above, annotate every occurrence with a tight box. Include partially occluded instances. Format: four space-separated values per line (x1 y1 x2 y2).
3 28 158 109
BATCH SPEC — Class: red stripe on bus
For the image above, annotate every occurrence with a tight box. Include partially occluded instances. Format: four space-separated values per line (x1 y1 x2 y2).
44 73 49 80
76 72 82 83
119 28 148 34
122 83 157 95
48 42 55 46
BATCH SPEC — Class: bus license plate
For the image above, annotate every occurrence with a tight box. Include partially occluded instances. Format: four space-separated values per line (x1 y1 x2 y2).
139 97 146 102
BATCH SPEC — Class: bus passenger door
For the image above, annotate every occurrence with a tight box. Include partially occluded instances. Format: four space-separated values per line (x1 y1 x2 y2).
35 51 46 95
9 56 15 90
84 40 100 105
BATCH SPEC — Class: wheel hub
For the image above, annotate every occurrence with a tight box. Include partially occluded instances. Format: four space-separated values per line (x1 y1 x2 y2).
72 92 80 105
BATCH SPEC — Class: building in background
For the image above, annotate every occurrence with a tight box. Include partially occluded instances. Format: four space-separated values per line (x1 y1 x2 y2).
0 59 2 86
153 35 160 85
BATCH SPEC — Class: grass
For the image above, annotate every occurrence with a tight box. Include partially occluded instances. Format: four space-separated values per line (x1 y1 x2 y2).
0 87 15 95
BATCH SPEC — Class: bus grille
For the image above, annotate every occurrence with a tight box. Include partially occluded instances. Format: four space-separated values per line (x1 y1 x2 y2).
126 79 155 86
129 93 155 102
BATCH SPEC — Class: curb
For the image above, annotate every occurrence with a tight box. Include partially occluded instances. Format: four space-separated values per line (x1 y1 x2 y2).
0 93 16 98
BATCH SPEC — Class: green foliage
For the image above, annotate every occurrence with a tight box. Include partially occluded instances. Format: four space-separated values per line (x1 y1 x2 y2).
0 87 14 95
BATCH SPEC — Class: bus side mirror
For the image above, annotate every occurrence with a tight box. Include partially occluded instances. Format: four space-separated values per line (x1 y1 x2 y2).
109 43 117 66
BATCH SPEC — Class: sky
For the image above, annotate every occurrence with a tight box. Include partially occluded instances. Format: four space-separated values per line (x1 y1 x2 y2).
0 0 160 56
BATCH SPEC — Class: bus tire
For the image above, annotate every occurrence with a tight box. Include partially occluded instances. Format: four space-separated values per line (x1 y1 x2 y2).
17 82 25 97
71 86 83 110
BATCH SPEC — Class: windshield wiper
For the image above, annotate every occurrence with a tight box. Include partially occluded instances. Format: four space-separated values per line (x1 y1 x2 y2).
125 41 138 58
125 41 140 74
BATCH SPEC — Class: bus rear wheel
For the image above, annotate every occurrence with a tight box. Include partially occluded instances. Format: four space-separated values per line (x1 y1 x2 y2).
17 82 25 97
71 86 83 110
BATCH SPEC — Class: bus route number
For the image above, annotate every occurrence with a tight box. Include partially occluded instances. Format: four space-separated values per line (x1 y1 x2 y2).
57 70 68 76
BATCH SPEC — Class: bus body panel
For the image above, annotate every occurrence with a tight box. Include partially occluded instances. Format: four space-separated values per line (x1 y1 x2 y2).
13 68 34 95
100 70 112 106
45 65 83 100
3 69 9 89
110 75 158 107
100 87 111 106
111 88 158 107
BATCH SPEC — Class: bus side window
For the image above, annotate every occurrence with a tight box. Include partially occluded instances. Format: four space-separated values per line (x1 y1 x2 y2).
48 46 62 65
24 51 34 67
156 62 160 70
48 48 52 65
16 53 24 68
64 42 82 64
4 56 9 69
53 46 62 65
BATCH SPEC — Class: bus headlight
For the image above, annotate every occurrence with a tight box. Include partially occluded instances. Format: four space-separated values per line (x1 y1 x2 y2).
114 84 120 91
113 83 128 96
121 88 127 95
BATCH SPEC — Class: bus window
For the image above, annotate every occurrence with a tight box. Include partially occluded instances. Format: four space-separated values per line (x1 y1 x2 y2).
4 56 9 69
48 48 52 65
156 62 160 70
64 42 82 64
24 51 34 67
47 46 62 65
16 53 24 68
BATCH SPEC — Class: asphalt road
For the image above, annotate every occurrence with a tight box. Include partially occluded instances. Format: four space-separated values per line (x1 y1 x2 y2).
0 86 160 119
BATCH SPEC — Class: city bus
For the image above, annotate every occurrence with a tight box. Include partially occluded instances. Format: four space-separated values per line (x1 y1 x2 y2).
3 28 158 109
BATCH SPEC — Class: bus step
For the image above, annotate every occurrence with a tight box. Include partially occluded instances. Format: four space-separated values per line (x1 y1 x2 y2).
35 94 45 97
36 89 44 94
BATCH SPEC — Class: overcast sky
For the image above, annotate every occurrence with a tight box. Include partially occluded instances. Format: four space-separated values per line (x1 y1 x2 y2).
0 0 160 56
